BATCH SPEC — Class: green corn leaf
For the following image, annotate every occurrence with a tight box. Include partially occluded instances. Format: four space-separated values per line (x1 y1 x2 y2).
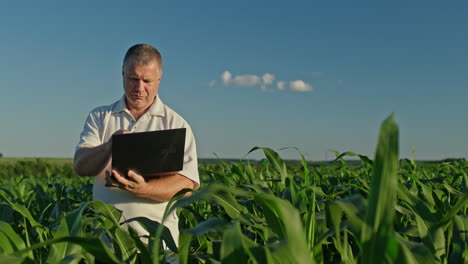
177 231 194 264
126 216 178 253
47 201 91 264
127 226 151 264
248 147 289 184
0 221 26 254
361 113 399 264
220 221 257 263
87 200 122 226
110 227 138 262
184 218 229 236
166 185 254 226
56 253 83 264
12 236 122 264
0 190 43 229
433 193 468 230
0 255 27 264
449 215 468 263
333 151 359 161
395 234 438 264
253 192 313 264
326 194 368 237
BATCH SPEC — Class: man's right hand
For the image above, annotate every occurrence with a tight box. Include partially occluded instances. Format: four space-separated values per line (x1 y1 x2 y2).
110 129 130 144
74 129 131 176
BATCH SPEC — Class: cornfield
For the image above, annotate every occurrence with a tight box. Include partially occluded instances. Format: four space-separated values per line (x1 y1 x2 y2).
0 115 467 263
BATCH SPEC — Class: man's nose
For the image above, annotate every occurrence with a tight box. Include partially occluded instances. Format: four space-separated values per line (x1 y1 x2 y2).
134 80 145 90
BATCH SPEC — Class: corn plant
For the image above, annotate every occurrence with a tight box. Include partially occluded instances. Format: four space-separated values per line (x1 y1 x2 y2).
0 114 466 263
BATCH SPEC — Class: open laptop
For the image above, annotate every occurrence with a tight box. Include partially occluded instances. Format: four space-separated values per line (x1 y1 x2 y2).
112 128 186 176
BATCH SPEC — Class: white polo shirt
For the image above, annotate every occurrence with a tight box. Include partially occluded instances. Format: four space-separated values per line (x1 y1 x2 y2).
76 95 199 244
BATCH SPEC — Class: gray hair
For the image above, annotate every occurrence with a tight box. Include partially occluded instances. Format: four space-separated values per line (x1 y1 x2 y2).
122 44 163 75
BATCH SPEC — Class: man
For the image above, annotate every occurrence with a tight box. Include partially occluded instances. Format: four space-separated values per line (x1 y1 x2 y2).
74 44 200 247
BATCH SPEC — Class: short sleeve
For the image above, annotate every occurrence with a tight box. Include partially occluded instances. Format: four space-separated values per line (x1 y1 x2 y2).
75 109 105 152
179 124 200 189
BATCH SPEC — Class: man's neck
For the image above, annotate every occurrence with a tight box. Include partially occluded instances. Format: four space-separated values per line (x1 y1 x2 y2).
126 96 156 121
129 108 147 121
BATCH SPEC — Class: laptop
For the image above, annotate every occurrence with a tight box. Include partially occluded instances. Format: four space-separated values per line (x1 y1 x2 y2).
112 128 186 176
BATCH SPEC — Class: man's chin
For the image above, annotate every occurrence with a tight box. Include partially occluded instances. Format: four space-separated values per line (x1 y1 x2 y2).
129 101 151 110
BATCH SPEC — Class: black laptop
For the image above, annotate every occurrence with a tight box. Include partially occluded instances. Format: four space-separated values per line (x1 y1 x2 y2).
112 128 186 176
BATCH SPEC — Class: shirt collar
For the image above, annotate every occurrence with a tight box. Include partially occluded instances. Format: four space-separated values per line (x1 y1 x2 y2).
111 95 165 117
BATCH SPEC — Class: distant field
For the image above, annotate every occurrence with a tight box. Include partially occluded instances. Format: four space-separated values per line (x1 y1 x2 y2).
0 157 73 165
1 157 465 166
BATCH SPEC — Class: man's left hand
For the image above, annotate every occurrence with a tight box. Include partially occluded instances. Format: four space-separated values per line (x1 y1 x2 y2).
105 168 195 202
108 169 149 195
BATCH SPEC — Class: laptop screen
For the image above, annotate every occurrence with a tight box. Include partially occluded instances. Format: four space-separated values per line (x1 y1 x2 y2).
112 128 186 176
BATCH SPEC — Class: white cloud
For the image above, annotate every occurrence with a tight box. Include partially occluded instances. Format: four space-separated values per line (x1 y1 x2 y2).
261 73 275 91
289 80 313 92
217 70 314 93
221 71 232 85
277 81 286 90
220 70 275 90
262 73 275 85
232 74 261 86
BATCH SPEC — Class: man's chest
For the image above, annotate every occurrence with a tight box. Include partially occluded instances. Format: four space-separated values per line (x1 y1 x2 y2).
102 114 169 142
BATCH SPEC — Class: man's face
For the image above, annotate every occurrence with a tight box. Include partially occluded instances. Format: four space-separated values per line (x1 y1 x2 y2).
123 61 161 111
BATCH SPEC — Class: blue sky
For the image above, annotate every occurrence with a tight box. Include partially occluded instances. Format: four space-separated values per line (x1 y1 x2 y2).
0 1 467 161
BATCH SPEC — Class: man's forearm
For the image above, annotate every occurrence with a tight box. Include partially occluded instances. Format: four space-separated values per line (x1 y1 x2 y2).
136 174 195 202
74 143 112 176
111 169 195 202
